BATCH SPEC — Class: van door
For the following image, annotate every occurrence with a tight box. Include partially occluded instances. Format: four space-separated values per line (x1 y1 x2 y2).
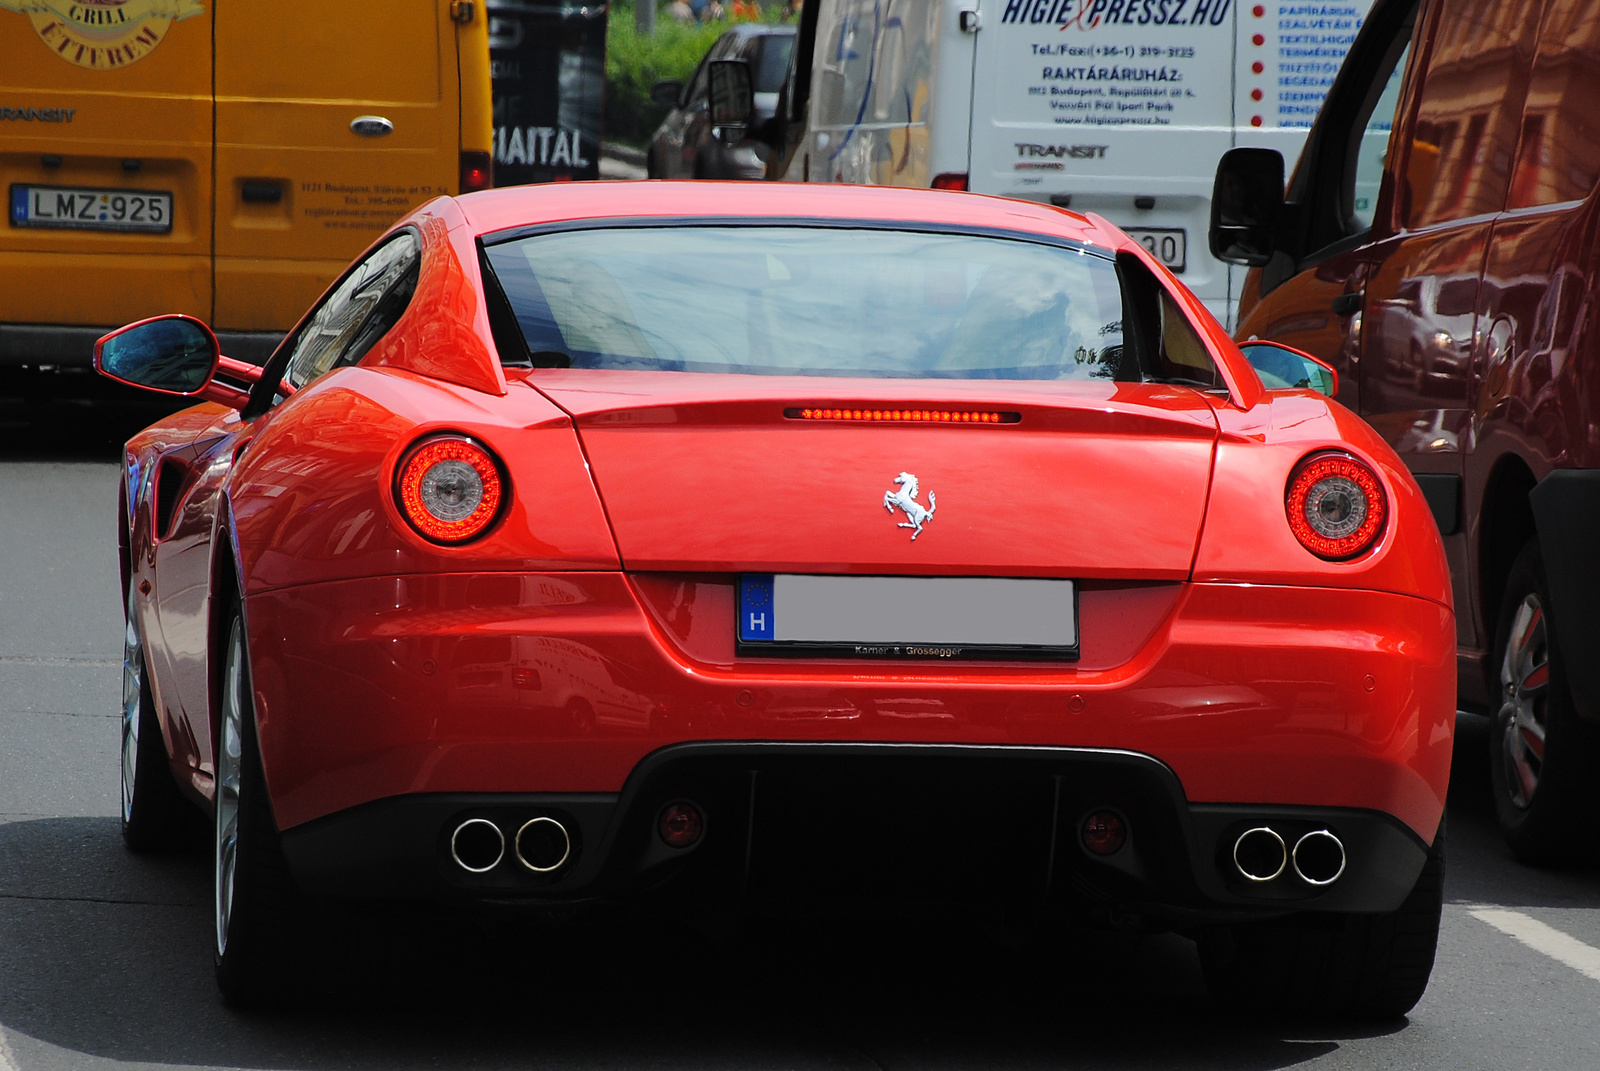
212 0 460 336
1357 0 1542 656
0 3 212 340
967 0 1239 322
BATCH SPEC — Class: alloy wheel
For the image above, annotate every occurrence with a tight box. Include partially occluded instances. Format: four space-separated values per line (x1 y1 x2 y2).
120 588 142 825
1499 593 1550 809
215 616 245 958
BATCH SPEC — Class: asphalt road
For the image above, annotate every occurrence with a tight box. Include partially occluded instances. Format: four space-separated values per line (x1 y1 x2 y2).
3 419 1600 1070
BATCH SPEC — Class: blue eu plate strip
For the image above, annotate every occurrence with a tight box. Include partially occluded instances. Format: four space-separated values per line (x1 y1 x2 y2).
739 574 775 641
11 187 27 224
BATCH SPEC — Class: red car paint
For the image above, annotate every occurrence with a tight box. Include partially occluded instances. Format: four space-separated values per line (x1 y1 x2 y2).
114 182 1453 905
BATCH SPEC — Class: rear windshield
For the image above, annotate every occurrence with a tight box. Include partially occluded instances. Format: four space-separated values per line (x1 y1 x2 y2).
484 226 1133 381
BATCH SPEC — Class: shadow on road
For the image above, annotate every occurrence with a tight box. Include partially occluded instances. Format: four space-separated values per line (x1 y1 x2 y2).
0 814 1372 1071
0 369 190 461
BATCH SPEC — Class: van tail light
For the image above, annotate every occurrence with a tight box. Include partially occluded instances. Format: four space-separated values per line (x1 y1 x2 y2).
1285 451 1386 560
395 435 506 543
460 151 493 193
931 173 968 191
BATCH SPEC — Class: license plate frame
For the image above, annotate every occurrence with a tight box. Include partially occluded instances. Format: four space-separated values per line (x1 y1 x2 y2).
9 184 174 234
737 574 1079 662
1125 227 1186 273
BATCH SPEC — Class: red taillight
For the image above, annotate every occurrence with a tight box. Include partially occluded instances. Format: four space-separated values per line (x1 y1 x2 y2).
1285 452 1386 560
931 173 969 191
460 150 493 193
395 436 505 544
785 407 1017 424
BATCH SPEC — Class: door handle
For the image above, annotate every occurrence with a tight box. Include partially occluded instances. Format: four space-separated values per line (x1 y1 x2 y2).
1331 292 1362 316
350 115 394 137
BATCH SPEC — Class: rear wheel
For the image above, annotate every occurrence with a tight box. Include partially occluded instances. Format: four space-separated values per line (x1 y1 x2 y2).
1200 819 1444 1019
214 603 306 1007
1489 541 1600 863
121 585 195 852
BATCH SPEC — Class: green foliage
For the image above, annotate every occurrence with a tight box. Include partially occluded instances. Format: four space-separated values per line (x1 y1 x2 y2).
605 3 778 149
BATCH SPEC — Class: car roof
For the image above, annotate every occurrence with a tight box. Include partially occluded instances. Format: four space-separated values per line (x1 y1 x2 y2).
456 181 1126 254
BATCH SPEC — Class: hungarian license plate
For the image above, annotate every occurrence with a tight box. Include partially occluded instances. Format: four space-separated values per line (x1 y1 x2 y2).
10 184 173 234
737 574 1078 661
1126 228 1186 272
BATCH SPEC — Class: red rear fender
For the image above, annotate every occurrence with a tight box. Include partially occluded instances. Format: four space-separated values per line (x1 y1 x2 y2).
229 368 618 594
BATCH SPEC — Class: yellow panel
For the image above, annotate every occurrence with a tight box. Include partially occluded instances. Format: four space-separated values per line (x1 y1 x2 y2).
213 256 352 333
0 250 208 326
0 6 212 324
212 0 460 331
216 0 441 103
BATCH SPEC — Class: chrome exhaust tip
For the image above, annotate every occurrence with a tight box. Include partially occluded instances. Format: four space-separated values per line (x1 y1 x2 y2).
1292 829 1346 886
1233 826 1287 882
451 818 505 873
514 816 571 873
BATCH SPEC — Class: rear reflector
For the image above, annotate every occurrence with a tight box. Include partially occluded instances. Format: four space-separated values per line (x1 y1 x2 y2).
786 407 1019 424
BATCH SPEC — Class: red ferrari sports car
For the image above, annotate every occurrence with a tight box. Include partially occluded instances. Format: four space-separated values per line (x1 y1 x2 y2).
100 182 1453 1014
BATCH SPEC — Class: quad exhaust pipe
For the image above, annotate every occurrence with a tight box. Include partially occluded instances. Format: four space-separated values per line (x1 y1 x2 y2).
1231 826 1345 886
449 816 572 874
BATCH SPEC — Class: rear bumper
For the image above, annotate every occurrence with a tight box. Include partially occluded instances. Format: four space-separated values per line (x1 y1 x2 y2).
279 742 1430 918
245 571 1454 859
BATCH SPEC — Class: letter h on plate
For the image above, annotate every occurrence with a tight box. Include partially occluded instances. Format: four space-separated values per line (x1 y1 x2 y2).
739 574 775 641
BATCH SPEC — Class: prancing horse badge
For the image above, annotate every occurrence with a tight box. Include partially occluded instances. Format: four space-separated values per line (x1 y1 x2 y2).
883 472 936 540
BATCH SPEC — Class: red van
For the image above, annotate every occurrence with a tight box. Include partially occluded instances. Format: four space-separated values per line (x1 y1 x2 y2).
1209 0 1600 863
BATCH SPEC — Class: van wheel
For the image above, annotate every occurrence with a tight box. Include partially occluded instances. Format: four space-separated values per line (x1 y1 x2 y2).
1489 541 1600 864
1199 819 1444 1019
121 586 197 852
214 604 307 1007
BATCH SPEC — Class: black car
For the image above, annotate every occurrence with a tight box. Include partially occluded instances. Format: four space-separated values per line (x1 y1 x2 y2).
647 24 795 180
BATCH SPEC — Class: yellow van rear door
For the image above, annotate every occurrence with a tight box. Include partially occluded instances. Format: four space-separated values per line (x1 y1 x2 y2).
0 2 212 341
213 0 459 335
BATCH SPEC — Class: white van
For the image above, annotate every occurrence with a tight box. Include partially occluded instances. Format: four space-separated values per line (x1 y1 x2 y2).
765 0 1381 325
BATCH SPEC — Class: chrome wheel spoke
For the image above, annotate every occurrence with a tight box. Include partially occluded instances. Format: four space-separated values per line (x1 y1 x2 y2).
121 591 142 824
215 617 245 958
1515 706 1547 761
1499 594 1551 810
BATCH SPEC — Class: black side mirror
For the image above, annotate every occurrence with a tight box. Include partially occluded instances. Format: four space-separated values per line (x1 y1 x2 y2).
1210 147 1285 267
708 58 754 140
95 315 219 395
1239 340 1338 397
651 80 684 107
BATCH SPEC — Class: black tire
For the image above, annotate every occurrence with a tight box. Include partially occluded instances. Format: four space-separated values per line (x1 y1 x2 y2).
121 586 197 852
1200 818 1445 1019
1488 541 1600 864
213 602 308 1007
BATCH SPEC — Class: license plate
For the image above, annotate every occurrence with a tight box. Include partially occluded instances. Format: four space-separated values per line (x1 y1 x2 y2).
10 184 173 234
737 574 1078 661
1126 228 1186 272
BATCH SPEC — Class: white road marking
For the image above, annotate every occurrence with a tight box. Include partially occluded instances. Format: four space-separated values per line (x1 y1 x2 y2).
1471 906 1600 984
0 1024 20 1071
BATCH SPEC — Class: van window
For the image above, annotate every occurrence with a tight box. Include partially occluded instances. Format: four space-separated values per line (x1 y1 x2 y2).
281 231 421 392
1508 0 1600 208
1403 0 1541 228
1351 46 1409 231
753 34 795 94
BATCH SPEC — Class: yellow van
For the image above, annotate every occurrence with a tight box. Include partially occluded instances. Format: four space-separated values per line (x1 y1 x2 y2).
1 0 492 365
